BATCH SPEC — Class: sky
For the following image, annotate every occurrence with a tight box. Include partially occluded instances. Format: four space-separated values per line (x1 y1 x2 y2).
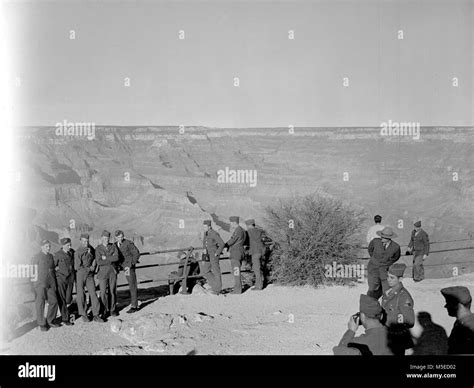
5 0 474 127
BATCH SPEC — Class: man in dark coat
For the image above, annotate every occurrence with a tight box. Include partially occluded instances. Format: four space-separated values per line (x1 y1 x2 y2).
367 227 401 300
31 240 60 331
202 220 225 294
408 221 430 282
224 216 246 294
74 233 103 322
381 263 415 355
245 219 266 291
333 294 393 355
95 230 119 317
115 230 141 313
54 238 75 325
441 286 474 354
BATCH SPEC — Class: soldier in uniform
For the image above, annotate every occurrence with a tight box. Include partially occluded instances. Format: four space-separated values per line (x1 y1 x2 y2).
202 220 225 294
74 233 103 322
115 230 140 313
53 238 75 325
95 230 119 317
441 286 474 354
31 240 60 331
367 227 401 300
333 294 393 355
407 221 430 282
245 219 266 291
381 263 415 355
224 216 246 294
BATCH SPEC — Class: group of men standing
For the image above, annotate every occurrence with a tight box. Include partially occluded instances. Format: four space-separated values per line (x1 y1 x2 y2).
32 230 140 332
366 215 430 299
202 216 268 295
333 214 474 355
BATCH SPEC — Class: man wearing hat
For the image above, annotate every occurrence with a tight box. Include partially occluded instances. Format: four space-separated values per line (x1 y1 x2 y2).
381 263 415 355
407 221 430 282
245 219 266 291
74 233 103 322
367 227 401 300
202 220 225 294
333 294 392 355
53 238 75 325
224 216 247 294
440 286 474 354
31 240 60 331
95 230 119 317
115 230 140 313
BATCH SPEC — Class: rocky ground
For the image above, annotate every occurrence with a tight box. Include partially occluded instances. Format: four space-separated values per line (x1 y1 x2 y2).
2 273 473 355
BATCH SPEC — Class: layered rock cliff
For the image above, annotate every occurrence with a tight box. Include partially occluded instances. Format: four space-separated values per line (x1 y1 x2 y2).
8 126 474 274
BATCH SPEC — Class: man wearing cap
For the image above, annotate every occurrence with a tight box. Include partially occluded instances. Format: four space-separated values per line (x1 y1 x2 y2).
31 240 60 331
74 233 103 322
408 221 430 282
381 263 415 355
440 286 474 354
333 294 393 355
96 230 119 317
366 215 385 245
115 230 140 313
202 220 225 294
245 219 266 291
54 238 75 325
367 227 401 300
224 216 247 294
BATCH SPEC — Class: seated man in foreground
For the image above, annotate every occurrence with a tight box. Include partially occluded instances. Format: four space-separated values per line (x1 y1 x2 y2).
333 294 393 355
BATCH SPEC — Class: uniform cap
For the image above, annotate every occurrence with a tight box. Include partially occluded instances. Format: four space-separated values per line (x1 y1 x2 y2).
60 237 71 245
414 221 422 227
101 230 111 238
203 220 212 226
359 294 382 319
441 286 472 305
229 216 239 223
245 219 255 225
388 263 406 277
80 233 89 239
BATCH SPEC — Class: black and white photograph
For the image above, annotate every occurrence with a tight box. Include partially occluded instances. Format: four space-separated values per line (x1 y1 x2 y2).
0 0 473 385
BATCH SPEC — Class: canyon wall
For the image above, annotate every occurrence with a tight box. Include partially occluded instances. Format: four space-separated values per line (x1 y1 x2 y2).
8 126 474 278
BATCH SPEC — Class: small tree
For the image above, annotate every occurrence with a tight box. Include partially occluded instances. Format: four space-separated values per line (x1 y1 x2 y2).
264 193 364 286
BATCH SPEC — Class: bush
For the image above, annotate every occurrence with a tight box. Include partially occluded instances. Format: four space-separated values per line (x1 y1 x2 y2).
264 193 364 287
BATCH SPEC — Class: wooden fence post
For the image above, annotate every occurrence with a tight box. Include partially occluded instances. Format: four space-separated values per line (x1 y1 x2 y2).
180 247 193 294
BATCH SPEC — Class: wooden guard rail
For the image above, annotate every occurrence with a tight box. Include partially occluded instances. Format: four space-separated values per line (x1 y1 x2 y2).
14 240 474 304
17 246 247 303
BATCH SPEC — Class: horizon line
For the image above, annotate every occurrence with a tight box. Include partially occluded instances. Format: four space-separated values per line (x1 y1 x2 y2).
14 125 474 129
